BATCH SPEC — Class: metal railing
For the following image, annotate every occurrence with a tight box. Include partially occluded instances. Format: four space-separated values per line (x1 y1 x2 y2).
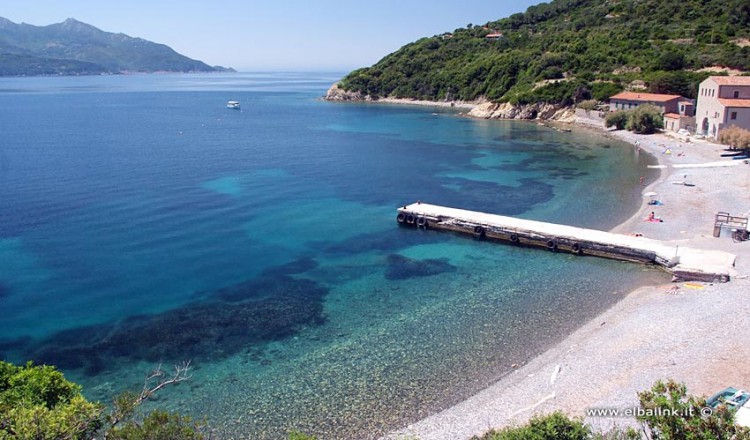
713 212 748 238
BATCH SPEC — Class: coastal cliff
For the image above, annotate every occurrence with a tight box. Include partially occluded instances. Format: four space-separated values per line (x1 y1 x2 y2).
324 83 375 102
468 101 575 122
325 83 575 122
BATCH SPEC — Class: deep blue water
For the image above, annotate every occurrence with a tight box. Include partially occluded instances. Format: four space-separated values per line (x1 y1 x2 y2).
0 72 666 439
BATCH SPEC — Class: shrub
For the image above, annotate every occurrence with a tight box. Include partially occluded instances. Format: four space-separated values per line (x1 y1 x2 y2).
591 82 623 102
0 361 103 440
0 360 201 440
638 379 750 439
473 380 750 439
577 99 598 111
605 111 629 130
106 410 205 440
656 52 686 71
473 411 590 440
626 104 664 134
718 125 750 151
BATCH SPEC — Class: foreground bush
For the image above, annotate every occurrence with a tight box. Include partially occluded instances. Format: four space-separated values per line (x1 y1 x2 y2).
475 380 750 440
472 411 590 440
0 360 202 440
106 410 204 440
638 379 750 439
0 361 103 439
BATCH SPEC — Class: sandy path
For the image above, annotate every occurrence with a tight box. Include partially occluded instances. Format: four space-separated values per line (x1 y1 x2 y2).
384 119 750 439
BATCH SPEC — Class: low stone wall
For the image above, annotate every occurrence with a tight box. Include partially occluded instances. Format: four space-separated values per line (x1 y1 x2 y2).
574 108 607 122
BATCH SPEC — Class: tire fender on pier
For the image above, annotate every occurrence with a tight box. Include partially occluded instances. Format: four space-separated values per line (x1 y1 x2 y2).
571 242 583 255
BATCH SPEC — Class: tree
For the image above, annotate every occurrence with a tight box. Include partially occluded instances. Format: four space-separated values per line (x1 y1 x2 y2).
637 379 750 439
472 412 590 440
605 111 629 130
577 99 598 111
0 361 103 439
0 360 201 440
656 52 686 71
718 125 750 151
106 411 204 440
105 361 197 439
626 105 664 134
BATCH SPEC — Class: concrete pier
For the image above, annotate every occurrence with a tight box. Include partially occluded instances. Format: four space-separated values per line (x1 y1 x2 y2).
397 203 737 283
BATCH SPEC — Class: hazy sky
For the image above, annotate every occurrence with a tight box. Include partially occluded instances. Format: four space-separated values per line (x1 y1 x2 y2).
3 1 543 71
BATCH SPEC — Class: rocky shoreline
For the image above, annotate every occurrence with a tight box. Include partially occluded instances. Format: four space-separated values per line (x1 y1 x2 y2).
324 83 575 122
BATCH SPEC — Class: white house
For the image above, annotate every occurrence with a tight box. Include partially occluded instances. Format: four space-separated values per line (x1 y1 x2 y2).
695 76 750 139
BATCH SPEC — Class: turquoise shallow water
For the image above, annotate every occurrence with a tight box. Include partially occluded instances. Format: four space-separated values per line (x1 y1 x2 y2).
0 73 666 439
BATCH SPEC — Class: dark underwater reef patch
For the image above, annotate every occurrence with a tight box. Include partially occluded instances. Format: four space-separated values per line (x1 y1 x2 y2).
438 177 554 216
262 256 319 277
323 228 445 256
0 336 32 362
385 254 456 280
26 273 328 376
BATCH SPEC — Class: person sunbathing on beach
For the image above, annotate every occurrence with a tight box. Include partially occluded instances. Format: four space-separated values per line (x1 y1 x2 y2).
645 211 664 222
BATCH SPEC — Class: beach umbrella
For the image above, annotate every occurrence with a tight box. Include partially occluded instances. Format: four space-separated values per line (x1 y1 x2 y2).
643 191 658 197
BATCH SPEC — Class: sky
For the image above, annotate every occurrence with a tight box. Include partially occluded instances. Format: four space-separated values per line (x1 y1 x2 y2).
2 1 543 71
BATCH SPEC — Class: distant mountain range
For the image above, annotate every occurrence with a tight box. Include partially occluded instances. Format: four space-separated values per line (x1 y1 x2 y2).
0 17 233 76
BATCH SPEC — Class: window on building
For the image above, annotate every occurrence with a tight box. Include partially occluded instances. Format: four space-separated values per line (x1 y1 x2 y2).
731 111 737 120
734 91 740 98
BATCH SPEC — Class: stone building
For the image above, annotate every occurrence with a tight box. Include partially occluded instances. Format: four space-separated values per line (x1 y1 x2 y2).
695 76 750 138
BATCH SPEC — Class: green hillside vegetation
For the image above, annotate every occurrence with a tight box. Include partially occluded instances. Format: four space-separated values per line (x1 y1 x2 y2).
339 0 750 105
0 17 229 76
0 53 107 76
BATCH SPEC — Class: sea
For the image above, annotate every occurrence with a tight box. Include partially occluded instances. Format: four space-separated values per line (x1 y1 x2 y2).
0 72 667 439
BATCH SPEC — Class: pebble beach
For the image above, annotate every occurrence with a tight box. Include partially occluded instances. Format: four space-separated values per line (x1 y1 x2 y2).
385 114 750 439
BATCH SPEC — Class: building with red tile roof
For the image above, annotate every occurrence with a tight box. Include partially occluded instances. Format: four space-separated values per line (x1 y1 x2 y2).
696 76 750 138
609 92 683 113
609 92 695 133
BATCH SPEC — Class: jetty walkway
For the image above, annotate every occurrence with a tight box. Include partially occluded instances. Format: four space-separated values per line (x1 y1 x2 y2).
397 203 736 283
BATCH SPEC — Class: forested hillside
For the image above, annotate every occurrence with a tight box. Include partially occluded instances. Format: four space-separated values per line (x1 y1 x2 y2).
338 0 750 104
